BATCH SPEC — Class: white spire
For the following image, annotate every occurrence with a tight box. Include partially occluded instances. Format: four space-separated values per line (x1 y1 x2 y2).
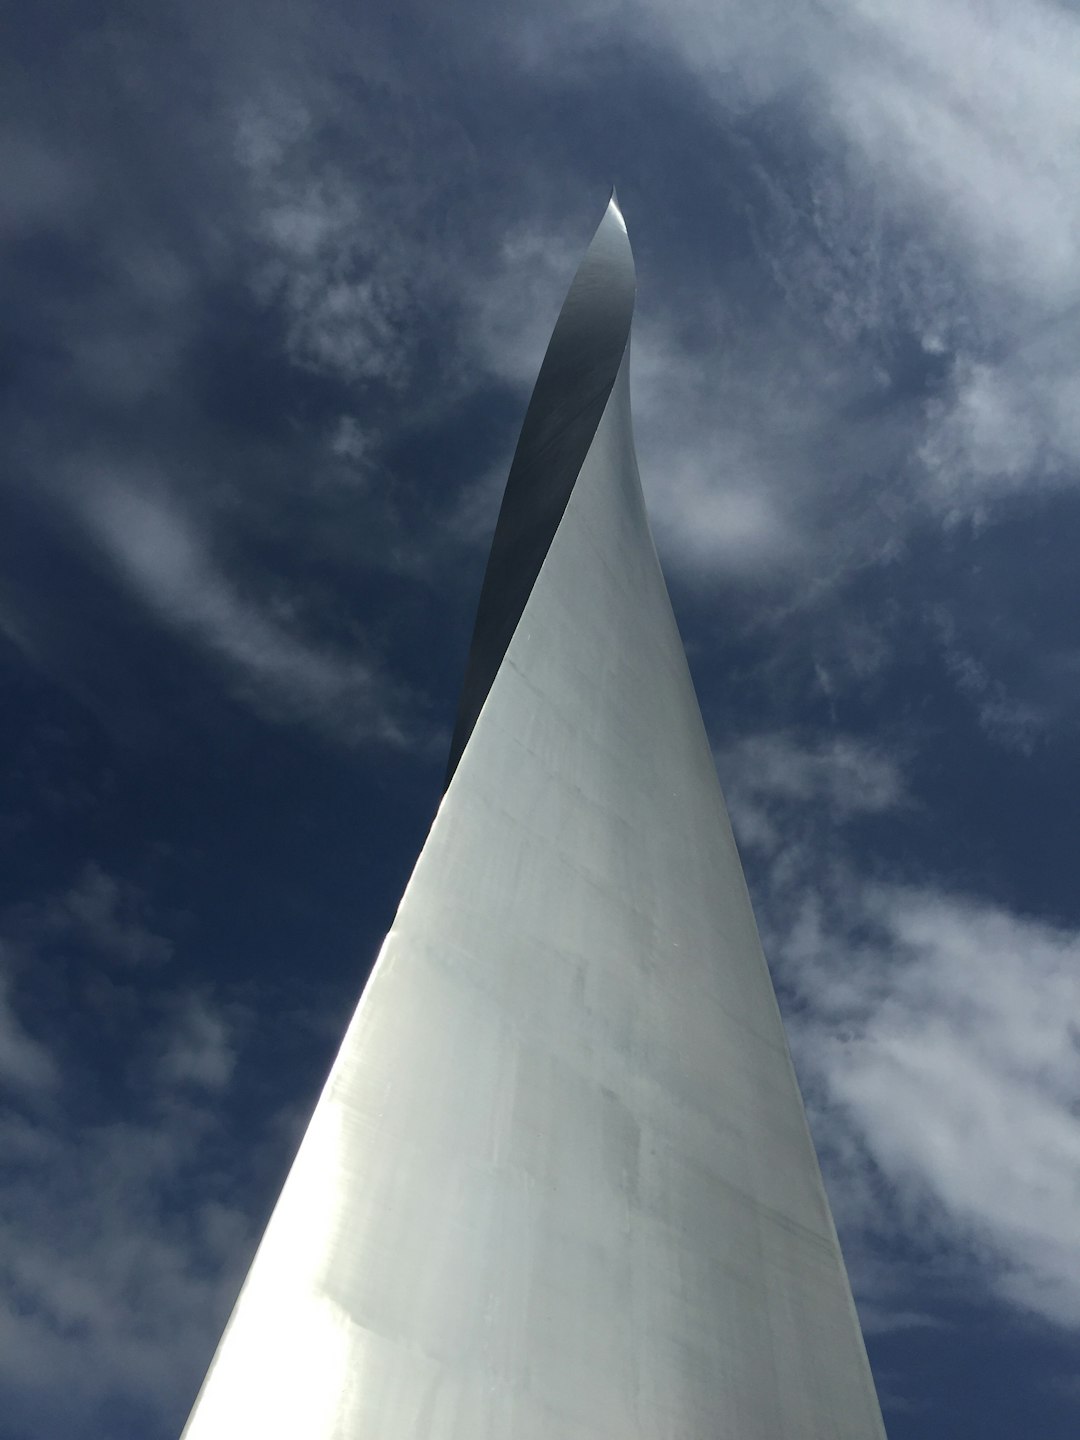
182 200 885 1440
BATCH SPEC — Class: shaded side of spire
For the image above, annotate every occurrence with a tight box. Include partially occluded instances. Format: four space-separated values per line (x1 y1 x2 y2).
445 197 635 785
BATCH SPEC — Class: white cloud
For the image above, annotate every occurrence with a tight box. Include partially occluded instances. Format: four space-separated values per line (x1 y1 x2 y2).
53 862 174 968
929 607 1048 751
827 0 1080 309
466 225 584 390
723 730 1080 1332
0 893 275 1438
618 0 1080 313
0 951 57 1095
788 1 1080 505
717 731 908 852
920 326 1080 509
798 884 1080 1329
327 415 371 466
698 716 1080 1334
74 475 409 744
234 98 413 386
158 993 236 1091
521 0 1080 523
0 1082 256 1438
629 311 807 577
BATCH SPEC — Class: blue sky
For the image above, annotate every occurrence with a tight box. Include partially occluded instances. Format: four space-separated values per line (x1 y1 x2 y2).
3 1 1080 1435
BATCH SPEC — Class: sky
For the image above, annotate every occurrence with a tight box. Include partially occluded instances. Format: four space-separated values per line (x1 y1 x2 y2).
2 0 1080 1435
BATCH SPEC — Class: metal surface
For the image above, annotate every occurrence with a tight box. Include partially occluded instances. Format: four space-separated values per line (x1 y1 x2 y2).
182 198 887 1439
446 194 636 785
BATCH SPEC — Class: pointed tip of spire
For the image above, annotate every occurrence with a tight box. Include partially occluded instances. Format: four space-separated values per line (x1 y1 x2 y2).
607 188 627 234
444 186 636 786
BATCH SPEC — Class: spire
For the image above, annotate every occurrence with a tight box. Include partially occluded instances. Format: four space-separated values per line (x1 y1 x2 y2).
182 200 886 1440
445 199 635 784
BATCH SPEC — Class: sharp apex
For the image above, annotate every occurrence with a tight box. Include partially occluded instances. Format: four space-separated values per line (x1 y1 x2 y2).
443 191 636 785
607 188 627 233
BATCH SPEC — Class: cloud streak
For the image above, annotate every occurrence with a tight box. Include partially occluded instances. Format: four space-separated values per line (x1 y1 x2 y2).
0 951 58 1094
806 882 1080 1329
235 97 415 387
0 868 294 1440
719 729 1080 1334
74 477 410 745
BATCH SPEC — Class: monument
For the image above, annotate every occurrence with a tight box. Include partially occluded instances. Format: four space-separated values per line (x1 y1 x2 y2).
182 196 887 1438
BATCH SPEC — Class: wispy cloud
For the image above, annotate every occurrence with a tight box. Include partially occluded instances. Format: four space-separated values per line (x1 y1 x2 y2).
504 0 1080 548
717 730 908 851
720 727 1080 1332
645 0 1080 512
629 310 809 578
0 872 292 1439
826 0 1080 309
74 476 410 745
234 96 416 387
799 881 1080 1329
157 992 237 1091
0 949 58 1094
50 862 174 968
919 322 1080 511
0 1058 255 1438
929 607 1048 752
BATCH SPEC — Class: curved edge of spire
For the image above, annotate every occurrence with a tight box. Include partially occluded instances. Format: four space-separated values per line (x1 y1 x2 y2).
444 196 636 787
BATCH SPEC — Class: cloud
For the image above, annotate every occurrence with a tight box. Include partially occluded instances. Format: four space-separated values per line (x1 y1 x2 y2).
717 730 909 852
233 92 421 388
919 322 1080 510
0 1079 256 1439
465 224 585 390
157 993 237 1091
50 862 174 968
734 733 908 817
74 476 410 745
619 0 1080 313
629 310 808 578
511 0 1080 533
927 606 1048 751
0 879 279 1440
720 729 1080 1332
800 882 1080 1330
824 0 1080 309
0 951 58 1094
